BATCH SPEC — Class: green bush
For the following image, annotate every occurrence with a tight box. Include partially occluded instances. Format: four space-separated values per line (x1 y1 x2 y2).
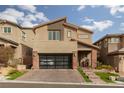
77 67 92 82
7 71 25 80
96 65 113 70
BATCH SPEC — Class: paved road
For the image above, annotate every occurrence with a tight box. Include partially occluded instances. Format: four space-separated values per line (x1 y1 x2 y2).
0 82 124 88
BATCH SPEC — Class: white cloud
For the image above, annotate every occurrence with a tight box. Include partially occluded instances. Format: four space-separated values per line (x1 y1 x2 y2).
0 7 49 27
82 20 113 32
35 12 49 22
0 8 24 23
21 21 38 27
17 5 37 13
105 5 124 15
77 5 85 11
83 17 94 23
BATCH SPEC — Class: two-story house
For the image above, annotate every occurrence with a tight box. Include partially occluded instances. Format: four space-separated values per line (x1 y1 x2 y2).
0 17 99 69
94 34 124 73
32 17 99 69
0 19 34 67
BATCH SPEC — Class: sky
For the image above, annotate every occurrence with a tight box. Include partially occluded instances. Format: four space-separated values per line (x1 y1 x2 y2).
0 5 124 42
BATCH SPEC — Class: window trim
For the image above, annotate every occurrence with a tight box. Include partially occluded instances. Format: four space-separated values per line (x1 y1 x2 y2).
78 34 89 39
67 30 71 38
3 27 12 34
21 31 27 41
48 31 61 40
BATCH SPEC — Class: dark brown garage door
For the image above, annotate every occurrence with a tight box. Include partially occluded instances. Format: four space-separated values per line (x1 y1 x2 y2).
39 54 72 69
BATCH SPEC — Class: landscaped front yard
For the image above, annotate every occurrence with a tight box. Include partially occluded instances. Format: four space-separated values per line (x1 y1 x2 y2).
77 67 92 82
95 72 119 83
0 66 27 80
6 71 25 80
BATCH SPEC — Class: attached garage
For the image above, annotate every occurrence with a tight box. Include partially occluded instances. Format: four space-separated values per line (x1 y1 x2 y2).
39 54 72 69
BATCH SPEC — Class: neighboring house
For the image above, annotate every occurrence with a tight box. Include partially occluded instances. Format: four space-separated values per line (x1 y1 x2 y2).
94 34 124 73
0 19 33 67
0 17 99 69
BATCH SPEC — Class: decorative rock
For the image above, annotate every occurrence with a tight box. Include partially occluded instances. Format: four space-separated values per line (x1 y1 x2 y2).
109 76 118 81
0 75 6 80
17 65 26 71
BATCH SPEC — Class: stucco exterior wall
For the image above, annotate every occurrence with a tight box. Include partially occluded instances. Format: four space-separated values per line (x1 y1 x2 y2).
77 29 92 44
0 23 21 43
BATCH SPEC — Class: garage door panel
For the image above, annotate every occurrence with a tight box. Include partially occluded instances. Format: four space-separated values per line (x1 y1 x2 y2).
39 54 72 69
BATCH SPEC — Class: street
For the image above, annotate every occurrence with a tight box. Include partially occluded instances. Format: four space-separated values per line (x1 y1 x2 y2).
0 82 124 88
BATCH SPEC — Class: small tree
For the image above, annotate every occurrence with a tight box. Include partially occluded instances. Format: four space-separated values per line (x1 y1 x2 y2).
0 46 15 66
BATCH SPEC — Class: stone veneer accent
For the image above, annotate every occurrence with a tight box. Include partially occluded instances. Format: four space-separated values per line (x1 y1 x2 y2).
72 52 78 69
32 51 39 69
91 49 97 68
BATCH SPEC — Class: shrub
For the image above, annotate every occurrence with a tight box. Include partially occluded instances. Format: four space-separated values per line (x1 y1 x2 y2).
77 67 92 82
7 71 25 80
1 66 16 76
96 65 113 70
0 47 15 66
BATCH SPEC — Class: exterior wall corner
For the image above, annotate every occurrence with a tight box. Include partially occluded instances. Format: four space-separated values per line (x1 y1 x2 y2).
32 51 39 69
91 49 97 68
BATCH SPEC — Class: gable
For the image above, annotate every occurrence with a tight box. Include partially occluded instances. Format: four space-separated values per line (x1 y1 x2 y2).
47 20 65 31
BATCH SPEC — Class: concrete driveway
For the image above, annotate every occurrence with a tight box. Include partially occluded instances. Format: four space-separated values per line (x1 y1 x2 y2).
17 69 84 83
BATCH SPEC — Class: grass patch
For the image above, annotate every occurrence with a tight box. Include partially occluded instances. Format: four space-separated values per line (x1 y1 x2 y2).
95 72 119 83
7 71 25 80
77 67 92 82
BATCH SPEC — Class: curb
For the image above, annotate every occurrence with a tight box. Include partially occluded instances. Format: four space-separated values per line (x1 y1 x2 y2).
0 80 124 87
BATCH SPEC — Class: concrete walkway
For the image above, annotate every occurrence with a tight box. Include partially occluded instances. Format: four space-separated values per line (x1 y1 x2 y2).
17 69 84 83
83 68 106 84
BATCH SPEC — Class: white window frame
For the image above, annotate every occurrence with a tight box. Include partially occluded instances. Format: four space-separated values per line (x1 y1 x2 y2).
48 31 61 40
67 30 71 38
2 27 12 34
21 31 26 41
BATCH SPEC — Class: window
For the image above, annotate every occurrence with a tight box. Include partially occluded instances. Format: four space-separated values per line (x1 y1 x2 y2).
0 44 4 48
109 38 120 43
4 27 11 33
22 31 26 41
104 39 108 47
78 34 89 39
67 30 71 38
48 31 60 40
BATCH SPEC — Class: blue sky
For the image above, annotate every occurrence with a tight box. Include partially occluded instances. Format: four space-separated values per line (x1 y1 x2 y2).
0 5 124 42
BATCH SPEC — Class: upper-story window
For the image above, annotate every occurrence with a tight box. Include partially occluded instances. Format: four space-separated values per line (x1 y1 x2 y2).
104 39 108 47
22 31 26 41
67 30 71 38
3 27 11 33
48 31 61 40
78 34 89 39
108 38 120 43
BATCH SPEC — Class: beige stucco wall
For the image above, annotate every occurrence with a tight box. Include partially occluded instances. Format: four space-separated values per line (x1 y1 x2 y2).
77 29 92 44
33 20 93 54
63 27 77 41
21 28 34 48
0 23 34 60
33 25 77 53
0 23 21 43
